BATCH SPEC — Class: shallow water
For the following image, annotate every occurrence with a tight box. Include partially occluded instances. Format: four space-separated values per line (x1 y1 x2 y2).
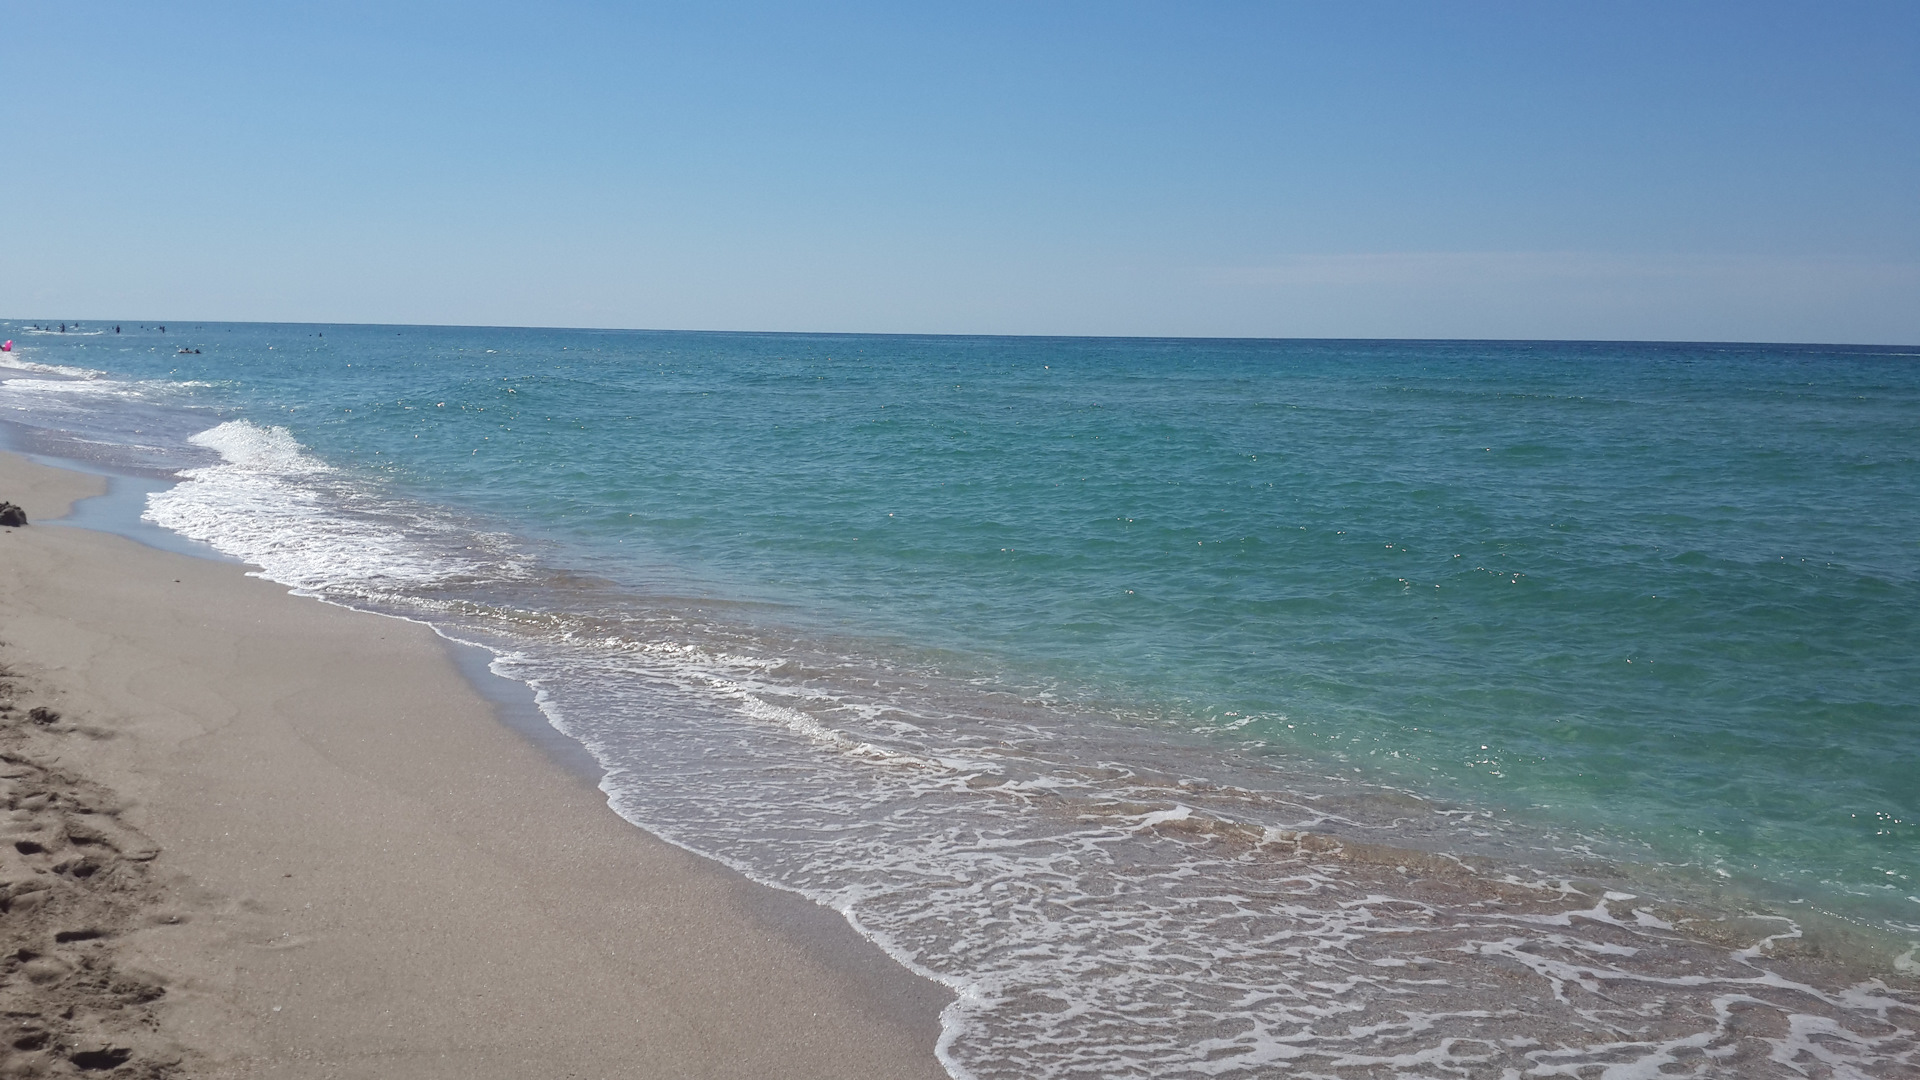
3 321 1915 1077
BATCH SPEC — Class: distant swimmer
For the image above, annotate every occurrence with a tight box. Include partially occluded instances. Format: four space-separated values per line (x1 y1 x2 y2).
115 325 121 333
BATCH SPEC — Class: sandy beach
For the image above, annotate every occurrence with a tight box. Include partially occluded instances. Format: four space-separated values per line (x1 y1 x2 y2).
0 450 951 1078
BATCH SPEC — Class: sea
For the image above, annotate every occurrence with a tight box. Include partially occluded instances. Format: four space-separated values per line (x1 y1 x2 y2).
3 320 1916 1078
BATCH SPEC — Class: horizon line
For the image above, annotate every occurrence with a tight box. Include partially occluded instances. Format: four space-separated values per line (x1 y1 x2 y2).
4 317 1914 352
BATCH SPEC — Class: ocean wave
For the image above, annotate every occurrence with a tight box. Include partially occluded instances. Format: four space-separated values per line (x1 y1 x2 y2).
1 377 150 400
0 353 110 379
144 419 521 595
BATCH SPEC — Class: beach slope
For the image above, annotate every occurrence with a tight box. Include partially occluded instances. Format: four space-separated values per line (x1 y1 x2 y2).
0 451 950 1079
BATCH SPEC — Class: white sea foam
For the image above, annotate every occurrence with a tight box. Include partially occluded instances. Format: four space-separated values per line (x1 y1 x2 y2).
0 371 166 438
187 418 327 474
144 420 509 595
473 623 1920 1080
0 352 111 379
1 377 147 399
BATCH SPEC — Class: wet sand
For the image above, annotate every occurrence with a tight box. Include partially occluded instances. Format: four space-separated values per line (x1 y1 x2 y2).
0 450 952 1079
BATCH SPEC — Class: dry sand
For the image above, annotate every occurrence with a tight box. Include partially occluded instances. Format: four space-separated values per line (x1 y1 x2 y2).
0 450 952 1079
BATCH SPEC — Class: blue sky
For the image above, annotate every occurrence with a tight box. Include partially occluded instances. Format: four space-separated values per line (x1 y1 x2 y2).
4 1 1916 341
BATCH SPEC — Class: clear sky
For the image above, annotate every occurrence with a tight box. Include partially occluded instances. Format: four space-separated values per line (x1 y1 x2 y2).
4 1 1916 342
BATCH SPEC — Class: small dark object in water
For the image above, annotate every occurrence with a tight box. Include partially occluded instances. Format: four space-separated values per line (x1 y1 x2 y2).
0 502 26 527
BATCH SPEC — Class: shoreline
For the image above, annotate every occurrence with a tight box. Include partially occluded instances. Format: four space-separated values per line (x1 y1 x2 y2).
4 332 1916 1077
0 449 954 1078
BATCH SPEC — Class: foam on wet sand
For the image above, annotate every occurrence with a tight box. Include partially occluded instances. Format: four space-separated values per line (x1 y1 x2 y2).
0 450 951 1079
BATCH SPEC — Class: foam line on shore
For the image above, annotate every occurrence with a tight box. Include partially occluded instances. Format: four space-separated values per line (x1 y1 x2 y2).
0 447 957 1078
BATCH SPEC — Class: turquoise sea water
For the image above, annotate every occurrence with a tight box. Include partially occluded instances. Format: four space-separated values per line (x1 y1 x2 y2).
4 322 1917 1077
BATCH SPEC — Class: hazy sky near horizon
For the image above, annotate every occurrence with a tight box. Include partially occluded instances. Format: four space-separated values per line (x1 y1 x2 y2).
4 1 1916 342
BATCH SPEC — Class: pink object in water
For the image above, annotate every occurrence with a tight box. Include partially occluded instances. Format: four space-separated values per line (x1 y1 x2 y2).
1 340 10 351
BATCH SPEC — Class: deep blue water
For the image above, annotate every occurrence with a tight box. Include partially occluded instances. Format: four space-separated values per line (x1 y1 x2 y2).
5 321 1917 1078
